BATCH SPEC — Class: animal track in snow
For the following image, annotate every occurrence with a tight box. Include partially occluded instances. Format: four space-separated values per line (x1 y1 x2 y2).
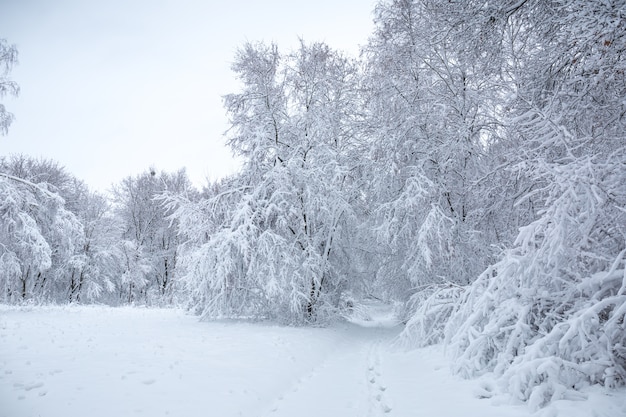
367 340 393 415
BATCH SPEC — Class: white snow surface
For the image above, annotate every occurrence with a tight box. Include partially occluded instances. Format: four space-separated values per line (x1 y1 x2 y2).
1 302 624 417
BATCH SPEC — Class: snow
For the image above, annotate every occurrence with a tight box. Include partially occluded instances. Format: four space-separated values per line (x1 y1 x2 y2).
1 303 624 417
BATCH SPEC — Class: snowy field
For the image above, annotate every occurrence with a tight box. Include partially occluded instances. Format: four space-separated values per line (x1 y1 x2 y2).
1 304 624 417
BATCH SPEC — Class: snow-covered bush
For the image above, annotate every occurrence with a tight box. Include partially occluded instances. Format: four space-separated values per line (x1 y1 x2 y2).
444 149 626 409
396 283 466 348
504 268 625 409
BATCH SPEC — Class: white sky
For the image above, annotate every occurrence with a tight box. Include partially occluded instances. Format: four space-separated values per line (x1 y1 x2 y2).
1 0 376 191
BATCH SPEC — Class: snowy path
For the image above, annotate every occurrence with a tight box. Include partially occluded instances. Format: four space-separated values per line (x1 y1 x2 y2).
260 327 396 417
1 304 624 417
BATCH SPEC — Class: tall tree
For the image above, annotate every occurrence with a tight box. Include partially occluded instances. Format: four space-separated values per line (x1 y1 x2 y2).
175 41 364 323
362 0 508 306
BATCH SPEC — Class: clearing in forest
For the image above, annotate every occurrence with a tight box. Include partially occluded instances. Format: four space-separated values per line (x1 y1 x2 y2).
0 303 623 417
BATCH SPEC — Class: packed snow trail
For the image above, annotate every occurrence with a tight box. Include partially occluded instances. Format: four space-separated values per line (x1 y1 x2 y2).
260 301 529 417
1 304 625 417
259 324 397 417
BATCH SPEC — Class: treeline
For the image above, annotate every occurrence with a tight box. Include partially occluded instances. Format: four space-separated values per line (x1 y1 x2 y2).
1 0 625 409
0 156 195 305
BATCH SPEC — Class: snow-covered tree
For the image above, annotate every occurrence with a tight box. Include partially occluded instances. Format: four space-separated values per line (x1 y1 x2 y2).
0 156 123 304
113 168 194 304
0 38 19 135
175 41 365 323
0 175 53 301
444 0 626 408
388 0 626 408
362 0 509 306
0 160 83 303
67 190 119 303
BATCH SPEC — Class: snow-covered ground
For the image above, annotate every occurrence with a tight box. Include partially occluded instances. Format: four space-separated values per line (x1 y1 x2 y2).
1 303 624 417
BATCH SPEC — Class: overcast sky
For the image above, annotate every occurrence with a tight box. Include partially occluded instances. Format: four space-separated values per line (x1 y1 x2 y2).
1 0 375 191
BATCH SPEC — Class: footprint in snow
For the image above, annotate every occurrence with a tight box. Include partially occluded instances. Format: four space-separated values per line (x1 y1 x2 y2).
24 381 44 391
142 378 156 385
